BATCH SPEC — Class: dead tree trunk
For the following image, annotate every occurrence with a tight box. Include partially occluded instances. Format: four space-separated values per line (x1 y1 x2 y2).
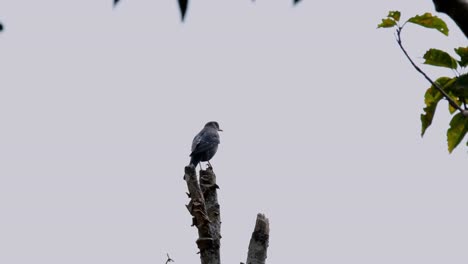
184 165 269 264
184 165 221 264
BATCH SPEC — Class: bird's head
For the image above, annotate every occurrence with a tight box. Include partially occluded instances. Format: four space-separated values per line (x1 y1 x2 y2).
205 121 223 131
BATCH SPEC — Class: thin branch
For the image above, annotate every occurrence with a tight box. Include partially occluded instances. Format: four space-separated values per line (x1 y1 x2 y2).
395 26 463 112
165 253 175 264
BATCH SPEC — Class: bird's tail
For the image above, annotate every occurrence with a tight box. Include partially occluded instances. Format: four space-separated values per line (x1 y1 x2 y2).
189 156 199 168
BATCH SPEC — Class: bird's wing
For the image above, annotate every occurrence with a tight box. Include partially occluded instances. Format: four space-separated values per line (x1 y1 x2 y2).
190 131 219 156
191 132 202 153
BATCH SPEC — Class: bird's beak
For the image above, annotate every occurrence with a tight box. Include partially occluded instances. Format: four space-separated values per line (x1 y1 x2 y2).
218 129 223 132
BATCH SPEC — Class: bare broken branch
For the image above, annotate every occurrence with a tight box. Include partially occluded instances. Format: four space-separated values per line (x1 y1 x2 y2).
246 214 270 264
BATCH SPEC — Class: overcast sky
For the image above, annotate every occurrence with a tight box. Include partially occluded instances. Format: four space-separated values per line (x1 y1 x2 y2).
0 1 467 264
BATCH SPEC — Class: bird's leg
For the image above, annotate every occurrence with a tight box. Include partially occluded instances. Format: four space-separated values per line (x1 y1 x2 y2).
207 161 212 168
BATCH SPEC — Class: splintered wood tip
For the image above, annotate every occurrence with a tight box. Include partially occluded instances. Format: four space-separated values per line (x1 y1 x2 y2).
255 213 270 233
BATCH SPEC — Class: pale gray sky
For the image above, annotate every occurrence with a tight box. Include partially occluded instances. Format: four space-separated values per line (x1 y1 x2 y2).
0 1 467 264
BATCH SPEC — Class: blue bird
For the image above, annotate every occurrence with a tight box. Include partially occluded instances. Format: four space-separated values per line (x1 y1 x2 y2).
190 121 222 168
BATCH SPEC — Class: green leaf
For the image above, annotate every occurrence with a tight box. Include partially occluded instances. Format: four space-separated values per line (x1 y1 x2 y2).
423 48 458 69
421 77 453 136
455 47 468 67
378 18 397 28
447 113 468 153
421 87 443 136
387 11 401 22
451 74 468 98
407 13 449 36
448 92 461 114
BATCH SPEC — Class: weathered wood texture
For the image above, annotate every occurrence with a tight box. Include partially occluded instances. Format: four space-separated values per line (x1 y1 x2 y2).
246 214 270 264
432 0 468 37
200 167 221 248
184 165 221 264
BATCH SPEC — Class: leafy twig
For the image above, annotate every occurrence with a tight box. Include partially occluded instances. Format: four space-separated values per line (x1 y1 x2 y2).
395 26 463 112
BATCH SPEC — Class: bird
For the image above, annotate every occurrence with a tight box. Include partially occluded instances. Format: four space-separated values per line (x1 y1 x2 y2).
189 121 222 168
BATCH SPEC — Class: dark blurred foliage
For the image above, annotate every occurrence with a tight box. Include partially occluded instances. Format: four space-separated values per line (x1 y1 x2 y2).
432 0 468 37
178 0 188 21
113 0 302 22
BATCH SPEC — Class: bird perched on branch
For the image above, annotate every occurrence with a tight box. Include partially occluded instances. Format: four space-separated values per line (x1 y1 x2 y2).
190 121 222 168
